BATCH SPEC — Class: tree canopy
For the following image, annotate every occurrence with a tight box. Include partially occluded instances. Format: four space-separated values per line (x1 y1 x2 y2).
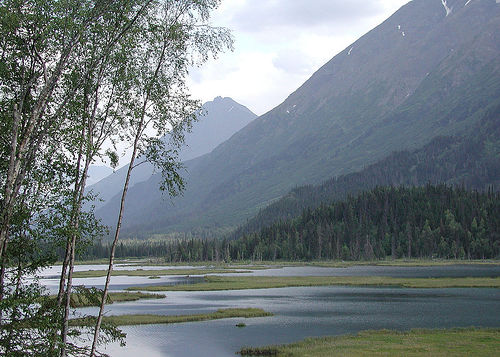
0 1 232 355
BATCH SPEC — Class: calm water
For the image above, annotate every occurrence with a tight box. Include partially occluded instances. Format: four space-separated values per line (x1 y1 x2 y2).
93 286 500 357
39 264 498 357
40 263 500 294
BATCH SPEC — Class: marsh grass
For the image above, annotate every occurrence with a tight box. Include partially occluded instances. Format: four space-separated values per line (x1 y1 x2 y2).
70 308 272 327
71 258 500 268
72 268 245 278
239 328 500 356
68 291 165 308
308 259 500 268
249 259 500 268
127 275 500 292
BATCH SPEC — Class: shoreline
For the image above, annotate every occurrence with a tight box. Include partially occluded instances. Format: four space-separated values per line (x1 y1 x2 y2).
126 275 500 292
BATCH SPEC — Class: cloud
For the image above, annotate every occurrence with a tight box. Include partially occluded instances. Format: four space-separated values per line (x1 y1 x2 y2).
226 0 385 34
272 48 316 75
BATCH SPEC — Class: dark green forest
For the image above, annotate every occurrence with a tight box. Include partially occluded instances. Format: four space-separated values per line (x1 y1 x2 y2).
82 185 500 261
82 112 500 262
231 107 500 241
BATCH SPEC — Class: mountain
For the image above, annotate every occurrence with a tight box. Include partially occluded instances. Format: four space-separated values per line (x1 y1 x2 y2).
86 165 114 186
86 97 256 210
96 0 500 237
231 107 500 239
179 96 257 162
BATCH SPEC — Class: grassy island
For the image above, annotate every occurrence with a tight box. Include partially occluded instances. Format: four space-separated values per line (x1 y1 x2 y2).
126 275 500 292
239 328 500 356
72 268 245 278
69 291 165 308
70 308 273 327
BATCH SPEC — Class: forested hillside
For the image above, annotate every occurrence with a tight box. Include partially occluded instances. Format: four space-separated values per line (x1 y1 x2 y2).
232 104 500 239
83 185 500 261
230 185 500 261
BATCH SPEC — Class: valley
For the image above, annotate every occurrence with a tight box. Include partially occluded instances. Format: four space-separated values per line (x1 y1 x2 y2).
2 0 500 355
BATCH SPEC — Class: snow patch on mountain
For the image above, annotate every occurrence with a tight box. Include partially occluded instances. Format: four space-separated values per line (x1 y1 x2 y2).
441 0 452 16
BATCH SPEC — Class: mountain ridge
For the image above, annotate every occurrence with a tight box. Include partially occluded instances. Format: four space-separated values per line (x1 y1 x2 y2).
87 97 256 210
95 0 500 237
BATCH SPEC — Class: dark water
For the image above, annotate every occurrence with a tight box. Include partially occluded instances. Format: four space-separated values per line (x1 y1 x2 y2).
79 264 500 357
97 286 500 357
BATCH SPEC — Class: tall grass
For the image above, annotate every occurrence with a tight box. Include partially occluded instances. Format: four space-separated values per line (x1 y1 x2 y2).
127 275 500 292
71 308 273 327
239 328 500 356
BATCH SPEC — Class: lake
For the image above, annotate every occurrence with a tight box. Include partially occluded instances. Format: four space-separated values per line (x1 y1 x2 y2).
41 264 500 356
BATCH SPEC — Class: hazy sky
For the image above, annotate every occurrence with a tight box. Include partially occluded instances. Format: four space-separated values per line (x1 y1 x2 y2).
188 0 410 116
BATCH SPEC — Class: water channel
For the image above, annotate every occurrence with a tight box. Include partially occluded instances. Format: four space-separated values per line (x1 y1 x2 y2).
40 264 500 356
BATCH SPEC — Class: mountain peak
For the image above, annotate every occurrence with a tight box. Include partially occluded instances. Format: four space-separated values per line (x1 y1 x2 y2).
88 96 256 212
211 96 232 104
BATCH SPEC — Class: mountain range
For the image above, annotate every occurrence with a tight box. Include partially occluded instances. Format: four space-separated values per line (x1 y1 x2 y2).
87 96 256 210
94 0 500 238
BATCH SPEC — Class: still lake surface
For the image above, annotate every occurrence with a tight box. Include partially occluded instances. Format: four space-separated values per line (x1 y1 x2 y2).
41 264 500 356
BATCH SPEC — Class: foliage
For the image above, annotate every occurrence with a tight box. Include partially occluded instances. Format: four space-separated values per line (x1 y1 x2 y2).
0 0 231 355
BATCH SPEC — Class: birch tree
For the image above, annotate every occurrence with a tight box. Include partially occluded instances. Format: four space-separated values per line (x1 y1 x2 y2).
0 0 153 355
89 1 232 355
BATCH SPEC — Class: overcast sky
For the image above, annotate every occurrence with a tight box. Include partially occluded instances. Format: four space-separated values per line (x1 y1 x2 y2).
188 0 410 116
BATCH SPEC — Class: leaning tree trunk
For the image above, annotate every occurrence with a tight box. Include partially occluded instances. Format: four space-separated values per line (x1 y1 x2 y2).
90 31 168 356
89 113 145 357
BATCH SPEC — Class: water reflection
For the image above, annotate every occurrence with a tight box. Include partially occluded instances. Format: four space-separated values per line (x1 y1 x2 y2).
101 286 500 357
36 264 500 356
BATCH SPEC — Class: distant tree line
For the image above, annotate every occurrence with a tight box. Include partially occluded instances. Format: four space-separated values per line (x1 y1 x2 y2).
82 185 500 261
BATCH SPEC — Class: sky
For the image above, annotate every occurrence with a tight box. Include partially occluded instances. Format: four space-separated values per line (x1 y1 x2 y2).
188 0 411 116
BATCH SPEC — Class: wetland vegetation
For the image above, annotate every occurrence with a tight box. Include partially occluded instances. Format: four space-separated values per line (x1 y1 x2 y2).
71 308 272 327
72 268 245 278
126 275 500 292
68 291 165 308
239 328 500 357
